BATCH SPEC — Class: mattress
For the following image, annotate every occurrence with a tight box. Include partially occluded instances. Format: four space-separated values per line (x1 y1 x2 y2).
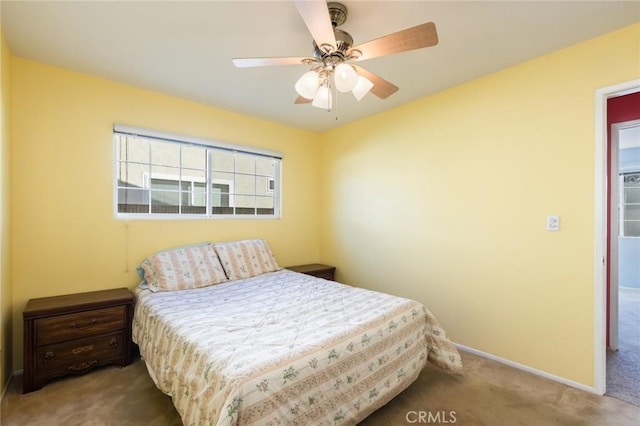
132 269 463 425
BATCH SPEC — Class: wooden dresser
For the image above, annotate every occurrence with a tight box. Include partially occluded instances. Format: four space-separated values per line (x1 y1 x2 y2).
286 263 336 281
23 288 133 393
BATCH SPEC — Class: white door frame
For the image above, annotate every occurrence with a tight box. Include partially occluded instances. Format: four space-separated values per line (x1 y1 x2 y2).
594 79 640 395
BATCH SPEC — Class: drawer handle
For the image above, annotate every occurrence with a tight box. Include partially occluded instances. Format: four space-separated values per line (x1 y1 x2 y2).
70 319 97 329
108 338 119 348
71 344 94 355
44 351 55 362
67 360 98 372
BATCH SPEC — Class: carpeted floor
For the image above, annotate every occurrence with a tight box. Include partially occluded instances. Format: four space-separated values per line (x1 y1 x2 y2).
2 350 640 425
606 287 640 406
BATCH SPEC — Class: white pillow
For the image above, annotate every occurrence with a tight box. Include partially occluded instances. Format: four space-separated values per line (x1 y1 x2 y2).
213 239 281 280
140 244 228 292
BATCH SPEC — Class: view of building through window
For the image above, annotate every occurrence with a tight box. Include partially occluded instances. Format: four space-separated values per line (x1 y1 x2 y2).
115 132 280 217
621 173 640 236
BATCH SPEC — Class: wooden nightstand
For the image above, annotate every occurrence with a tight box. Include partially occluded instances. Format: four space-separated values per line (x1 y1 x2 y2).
287 263 336 281
22 288 134 393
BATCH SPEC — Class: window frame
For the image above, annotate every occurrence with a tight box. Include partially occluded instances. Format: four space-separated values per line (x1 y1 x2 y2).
619 171 640 237
113 124 282 220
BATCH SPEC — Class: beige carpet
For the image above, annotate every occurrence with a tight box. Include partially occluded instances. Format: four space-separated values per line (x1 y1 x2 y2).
606 287 640 406
2 350 639 425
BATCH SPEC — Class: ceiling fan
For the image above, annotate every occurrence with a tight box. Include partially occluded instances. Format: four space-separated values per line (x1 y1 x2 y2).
232 0 438 111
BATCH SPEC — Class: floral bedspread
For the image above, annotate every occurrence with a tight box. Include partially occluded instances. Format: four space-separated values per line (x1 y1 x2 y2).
133 269 463 426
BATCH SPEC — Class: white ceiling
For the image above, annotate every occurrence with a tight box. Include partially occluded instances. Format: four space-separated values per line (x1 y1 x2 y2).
2 1 639 132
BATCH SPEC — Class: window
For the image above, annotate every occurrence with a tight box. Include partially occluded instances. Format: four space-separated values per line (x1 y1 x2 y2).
114 125 282 218
620 173 640 236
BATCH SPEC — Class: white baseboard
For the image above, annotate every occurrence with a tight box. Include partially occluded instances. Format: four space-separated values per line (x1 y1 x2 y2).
1 376 7 401
455 343 598 395
1 369 23 402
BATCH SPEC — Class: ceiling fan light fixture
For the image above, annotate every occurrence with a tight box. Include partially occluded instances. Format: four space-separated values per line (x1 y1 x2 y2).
312 84 332 110
234 2 438 114
352 75 374 101
295 70 320 99
334 63 358 93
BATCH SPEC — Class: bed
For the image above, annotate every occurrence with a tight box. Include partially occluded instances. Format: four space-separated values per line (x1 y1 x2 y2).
132 240 463 425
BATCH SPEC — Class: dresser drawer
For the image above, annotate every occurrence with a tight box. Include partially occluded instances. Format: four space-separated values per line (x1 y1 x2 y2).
35 306 126 346
35 331 125 374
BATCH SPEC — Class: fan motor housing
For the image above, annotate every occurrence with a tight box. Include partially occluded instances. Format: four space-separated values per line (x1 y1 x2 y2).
312 28 353 61
312 2 352 62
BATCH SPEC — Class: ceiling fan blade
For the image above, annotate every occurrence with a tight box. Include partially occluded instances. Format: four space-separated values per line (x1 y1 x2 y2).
351 22 438 62
293 0 336 51
294 96 312 104
232 57 310 68
353 65 399 99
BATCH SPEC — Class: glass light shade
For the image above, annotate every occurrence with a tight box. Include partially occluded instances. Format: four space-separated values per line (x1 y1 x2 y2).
312 85 332 110
295 71 319 99
333 63 358 93
352 75 374 101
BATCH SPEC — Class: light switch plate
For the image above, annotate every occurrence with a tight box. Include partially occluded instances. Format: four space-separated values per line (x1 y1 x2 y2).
546 215 560 231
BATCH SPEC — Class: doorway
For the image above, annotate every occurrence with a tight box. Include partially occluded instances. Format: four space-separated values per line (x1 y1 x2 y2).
606 118 640 405
594 80 640 397
593 79 640 395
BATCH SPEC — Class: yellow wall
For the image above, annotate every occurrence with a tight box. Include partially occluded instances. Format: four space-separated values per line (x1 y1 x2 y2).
10 58 322 369
0 28 13 390
319 23 640 386
4 20 639 389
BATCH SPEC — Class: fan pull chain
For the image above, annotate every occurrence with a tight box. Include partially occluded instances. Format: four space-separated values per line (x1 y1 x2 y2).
334 78 339 121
